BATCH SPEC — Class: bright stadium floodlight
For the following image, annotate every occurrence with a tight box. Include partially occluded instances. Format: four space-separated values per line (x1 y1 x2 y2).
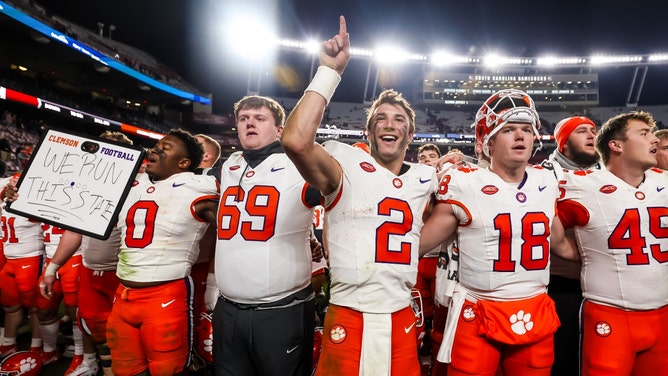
483 54 530 67
589 54 643 65
304 39 320 55
430 51 470 66
483 54 504 67
350 47 374 57
226 18 277 59
373 44 425 64
648 53 668 62
276 38 320 55
537 56 586 66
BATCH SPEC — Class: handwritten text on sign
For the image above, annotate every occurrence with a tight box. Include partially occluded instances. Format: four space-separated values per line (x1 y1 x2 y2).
7 129 144 239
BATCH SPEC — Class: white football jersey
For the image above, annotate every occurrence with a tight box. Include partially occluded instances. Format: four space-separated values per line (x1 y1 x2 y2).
558 167 668 310
81 226 121 271
439 166 558 300
1 211 44 259
323 141 438 313
116 172 218 282
42 223 82 259
215 152 315 304
0 177 44 258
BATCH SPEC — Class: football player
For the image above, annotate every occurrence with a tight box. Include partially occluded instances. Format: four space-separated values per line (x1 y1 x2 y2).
552 111 668 375
421 89 561 376
213 95 320 376
106 129 219 376
540 116 600 376
282 16 438 375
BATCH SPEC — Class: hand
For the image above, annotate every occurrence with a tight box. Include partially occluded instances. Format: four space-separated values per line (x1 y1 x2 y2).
40 274 57 299
2 182 18 202
319 16 350 75
434 152 465 180
310 236 325 262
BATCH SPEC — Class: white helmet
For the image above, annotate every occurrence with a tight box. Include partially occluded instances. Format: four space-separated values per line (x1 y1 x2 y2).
472 89 541 157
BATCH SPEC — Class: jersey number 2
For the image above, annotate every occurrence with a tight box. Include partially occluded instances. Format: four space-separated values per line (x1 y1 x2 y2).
376 198 413 265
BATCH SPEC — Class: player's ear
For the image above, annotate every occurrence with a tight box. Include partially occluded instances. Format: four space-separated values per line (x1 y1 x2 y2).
178 157 192 171
609 139 622 153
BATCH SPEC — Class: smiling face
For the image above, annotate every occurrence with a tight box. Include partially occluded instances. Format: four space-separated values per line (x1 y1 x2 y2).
236 105 283 151
367 103 414 167
145 134 190 181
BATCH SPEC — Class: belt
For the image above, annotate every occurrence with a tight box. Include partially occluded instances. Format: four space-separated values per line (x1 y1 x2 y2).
220 285 315 311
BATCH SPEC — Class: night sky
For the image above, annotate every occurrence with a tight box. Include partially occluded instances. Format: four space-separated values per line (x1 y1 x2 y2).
37 0 668 112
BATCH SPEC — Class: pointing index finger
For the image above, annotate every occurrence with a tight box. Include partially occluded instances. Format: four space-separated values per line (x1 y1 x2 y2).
339 15 347 37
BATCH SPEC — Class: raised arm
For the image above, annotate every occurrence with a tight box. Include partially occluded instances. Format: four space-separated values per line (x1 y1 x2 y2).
281 16 350 196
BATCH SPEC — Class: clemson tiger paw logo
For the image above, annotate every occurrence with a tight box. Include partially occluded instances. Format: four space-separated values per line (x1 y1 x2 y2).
20 357 38 372
510 310 533 335
329 324 347 344
462 305 476 322
203 333 213 353
595 321 611 337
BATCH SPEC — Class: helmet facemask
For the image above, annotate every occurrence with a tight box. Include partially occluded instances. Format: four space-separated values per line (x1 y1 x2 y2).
472 89 542 158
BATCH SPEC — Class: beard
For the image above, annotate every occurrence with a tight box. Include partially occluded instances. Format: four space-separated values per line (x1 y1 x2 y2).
568 146 600 167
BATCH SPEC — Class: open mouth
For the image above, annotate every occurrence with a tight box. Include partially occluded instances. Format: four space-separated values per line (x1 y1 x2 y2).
379 135 398 143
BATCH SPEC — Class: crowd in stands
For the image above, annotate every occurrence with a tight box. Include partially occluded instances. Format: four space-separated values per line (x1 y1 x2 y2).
0 109 42 175
0 73 175 135
6 0 201 95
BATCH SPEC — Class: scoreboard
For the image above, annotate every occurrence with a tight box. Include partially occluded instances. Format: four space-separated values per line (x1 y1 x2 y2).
421 71 599 106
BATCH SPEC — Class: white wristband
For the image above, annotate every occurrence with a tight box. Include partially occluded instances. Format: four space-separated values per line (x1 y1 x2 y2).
44 261 62 277
305 66 341 104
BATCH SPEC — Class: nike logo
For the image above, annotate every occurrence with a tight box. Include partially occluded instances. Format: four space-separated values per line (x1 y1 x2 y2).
419 178 431 184
658 187 665 192
404 322 416 334
21 265 31 269
72 263 80 268
286 345 299 354
161 299 176 308
271 167 285 172
172 183 185 187
538 186 546 192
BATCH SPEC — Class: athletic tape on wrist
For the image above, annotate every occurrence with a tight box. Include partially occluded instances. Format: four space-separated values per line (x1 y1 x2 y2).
305 66 341 104
44 261 62 277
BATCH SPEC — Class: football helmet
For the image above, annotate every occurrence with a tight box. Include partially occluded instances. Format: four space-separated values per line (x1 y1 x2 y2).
0 351 43 376
410 289 425 328
472 89 541 157
195 312 214 364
